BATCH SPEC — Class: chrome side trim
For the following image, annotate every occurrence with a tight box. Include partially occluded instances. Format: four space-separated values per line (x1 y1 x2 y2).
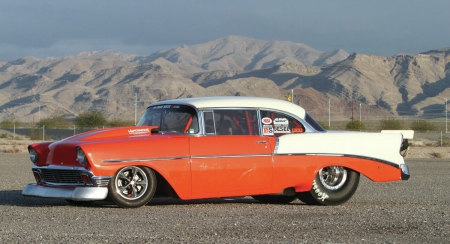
103 154 272 163
274 153 401 169
22 184 108 201
192 154 272 159
102 156 189 163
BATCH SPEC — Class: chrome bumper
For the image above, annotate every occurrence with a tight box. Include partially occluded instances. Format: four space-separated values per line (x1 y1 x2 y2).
22 184 108 201
400 164 410 180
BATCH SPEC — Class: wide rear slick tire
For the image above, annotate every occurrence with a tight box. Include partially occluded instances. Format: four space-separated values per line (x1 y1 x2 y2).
108 166 157 208
297 166 360 206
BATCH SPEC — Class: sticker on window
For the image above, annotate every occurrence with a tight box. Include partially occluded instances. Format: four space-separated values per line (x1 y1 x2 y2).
292 128 304 133
263 125 274 135
262 117 272 125
274 118 288 125
274 126 291 133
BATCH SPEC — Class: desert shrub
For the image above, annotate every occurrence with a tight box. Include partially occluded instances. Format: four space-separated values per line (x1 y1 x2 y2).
74 111 107 128
379 118 402 130
108 119 135 127
317 121 330 130
431 152 444 158
345 120 366 131
36 113 71 129
0 118 22 128
410 120 437 132
28 128 51 140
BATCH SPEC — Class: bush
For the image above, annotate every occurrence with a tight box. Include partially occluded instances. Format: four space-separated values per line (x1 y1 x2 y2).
317 121 330 130
28 128 51 140
379 118 402 130
410 120 437 132
0 118 22 128
0 133 10 139
108 119 135 127
74 111 107 128
36 113 71 129
345 120 366 131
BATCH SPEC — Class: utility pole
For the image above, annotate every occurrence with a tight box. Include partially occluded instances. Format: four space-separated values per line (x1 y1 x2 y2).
291 89 293 103
134 93 137 125
328 98 331 128
351 101 354 121
359 103 361 122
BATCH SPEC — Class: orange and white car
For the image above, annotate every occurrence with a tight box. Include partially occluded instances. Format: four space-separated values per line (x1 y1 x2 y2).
23 96 412 208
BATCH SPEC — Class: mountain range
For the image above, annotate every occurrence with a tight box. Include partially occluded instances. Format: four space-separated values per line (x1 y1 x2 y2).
0 35 449 123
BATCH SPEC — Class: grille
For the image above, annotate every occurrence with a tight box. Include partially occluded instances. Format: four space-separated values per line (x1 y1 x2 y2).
37 169 84 184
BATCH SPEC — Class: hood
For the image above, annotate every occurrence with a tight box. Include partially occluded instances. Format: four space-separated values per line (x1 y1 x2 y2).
63 126 159 142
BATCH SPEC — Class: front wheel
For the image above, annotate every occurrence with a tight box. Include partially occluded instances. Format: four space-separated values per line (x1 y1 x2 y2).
297 166 360 206
108 166 157 208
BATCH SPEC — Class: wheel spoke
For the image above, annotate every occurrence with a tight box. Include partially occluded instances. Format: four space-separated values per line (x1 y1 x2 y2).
136 178 148 188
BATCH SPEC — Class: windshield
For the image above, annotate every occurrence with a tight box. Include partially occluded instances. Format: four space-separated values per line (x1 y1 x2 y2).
305 112 326 132
137 105 199 134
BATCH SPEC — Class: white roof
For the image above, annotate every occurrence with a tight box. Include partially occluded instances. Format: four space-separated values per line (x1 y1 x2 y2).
149 96 306 119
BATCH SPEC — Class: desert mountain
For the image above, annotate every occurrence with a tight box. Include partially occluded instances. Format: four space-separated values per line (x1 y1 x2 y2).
140 36 349 71
0 36 449 123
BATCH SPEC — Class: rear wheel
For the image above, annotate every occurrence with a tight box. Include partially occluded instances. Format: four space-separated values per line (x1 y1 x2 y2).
252 195 296 204
108 166 157 208
297 166 360 206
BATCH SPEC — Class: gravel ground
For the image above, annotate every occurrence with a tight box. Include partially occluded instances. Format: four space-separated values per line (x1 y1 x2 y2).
0 154 448 243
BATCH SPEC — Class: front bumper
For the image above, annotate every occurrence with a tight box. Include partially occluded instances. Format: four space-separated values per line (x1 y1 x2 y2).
401 164 410 180
22 184 108 201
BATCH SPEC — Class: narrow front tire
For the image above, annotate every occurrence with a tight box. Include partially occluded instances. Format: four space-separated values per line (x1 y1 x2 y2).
108 166 157 208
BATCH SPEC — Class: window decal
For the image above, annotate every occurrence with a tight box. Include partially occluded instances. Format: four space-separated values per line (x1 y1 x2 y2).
262 117 272 125
263 125 274 136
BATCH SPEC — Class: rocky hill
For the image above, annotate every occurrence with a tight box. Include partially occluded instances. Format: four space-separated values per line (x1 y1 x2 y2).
0 36 449 123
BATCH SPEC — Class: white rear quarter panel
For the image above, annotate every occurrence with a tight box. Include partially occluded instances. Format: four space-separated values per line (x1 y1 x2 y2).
276 132 405 165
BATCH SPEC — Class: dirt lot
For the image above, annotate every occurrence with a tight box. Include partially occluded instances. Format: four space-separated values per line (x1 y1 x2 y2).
1 154 448 243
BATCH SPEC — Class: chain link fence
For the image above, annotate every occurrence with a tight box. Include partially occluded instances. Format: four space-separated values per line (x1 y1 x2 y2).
1 118 450 147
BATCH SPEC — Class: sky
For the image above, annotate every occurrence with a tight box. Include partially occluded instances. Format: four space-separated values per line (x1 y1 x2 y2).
1 0 449 61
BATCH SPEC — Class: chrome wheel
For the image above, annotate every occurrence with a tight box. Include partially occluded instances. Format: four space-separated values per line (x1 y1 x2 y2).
115 166 148 200
297 166 360 206
109 166 156 208
319 166 348 190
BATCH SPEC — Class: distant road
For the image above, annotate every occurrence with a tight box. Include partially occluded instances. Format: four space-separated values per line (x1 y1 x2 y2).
0 154 448 243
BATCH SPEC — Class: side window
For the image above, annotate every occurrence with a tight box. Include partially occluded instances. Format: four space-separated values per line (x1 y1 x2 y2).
204 111 216 134
203 109 258 135
260 110 305 137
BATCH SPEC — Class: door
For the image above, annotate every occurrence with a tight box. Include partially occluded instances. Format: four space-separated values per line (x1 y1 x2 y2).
190 109 274 196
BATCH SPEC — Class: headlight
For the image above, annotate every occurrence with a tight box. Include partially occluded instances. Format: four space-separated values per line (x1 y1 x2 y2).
76 147 87 166
29 147 38 164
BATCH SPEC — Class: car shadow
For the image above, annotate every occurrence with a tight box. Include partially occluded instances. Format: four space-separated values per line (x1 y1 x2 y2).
1 190 306 208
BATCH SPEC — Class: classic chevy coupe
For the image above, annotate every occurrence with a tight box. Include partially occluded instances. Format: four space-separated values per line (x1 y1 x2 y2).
23 96 412 208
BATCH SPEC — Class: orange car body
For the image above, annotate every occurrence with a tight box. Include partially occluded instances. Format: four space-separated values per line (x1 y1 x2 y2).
23 96 411 207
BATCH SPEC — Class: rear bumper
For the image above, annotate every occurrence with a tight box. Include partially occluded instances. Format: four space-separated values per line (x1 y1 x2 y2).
401 164 410 180
22 184 108 201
